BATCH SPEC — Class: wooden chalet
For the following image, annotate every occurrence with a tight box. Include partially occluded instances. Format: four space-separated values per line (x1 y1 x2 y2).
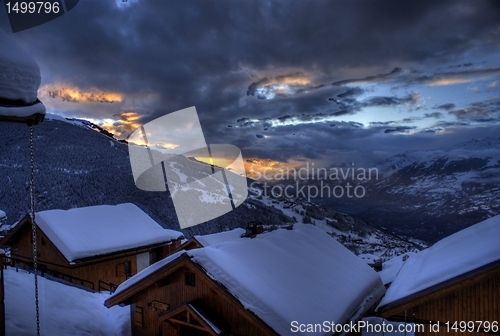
106 224 385 336
377 214 500 335
0 203 183 291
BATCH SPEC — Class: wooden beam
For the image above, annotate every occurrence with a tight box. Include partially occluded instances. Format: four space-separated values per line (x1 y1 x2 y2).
168 318 212 333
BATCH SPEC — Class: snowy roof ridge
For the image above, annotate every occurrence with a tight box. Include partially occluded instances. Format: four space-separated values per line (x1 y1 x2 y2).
35 203 183 262
194 228 246 247
107 224 384 335
188 224 384 336
378 214 500 309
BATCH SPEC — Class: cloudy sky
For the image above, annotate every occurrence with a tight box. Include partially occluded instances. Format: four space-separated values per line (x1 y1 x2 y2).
2 0 500 171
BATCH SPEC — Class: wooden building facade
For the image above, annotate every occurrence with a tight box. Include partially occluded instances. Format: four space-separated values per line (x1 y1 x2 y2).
0 204 183 291
107 224 386 336
378 261 500 336
106 253 276 336
377 214 500 336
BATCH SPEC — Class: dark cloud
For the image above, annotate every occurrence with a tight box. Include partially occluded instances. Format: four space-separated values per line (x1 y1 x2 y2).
370 121 397 127
362 94 416 107
336 87 364 98
3 0 500 165
434 103 456 111
384 126 417 134
424 112 443 119
331 68 403 86
449 63 473 68
449 99 500 119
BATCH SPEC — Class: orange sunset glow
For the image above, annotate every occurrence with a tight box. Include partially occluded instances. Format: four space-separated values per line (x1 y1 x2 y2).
40 83 123 103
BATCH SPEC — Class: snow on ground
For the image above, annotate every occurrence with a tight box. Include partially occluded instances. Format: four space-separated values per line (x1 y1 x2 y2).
35 203 183 262
188 224 385 336
358 254 379 264
4 268 130 336
378 214 500 308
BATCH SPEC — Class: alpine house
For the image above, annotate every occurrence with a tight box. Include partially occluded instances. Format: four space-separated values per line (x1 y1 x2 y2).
377 214 500 335
105 223 385 336
0 203 183 291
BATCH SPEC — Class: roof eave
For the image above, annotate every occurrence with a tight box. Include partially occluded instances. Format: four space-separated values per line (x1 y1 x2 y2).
378 258 500 316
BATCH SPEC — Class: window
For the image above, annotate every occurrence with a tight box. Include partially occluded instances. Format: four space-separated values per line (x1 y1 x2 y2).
185 272 195 287
134 306 144 327
149 247 163 264
124 261 130 276
116 261 131 277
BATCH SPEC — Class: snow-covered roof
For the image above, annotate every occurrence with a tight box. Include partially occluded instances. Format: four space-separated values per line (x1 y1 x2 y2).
107 224 385 335
188 224 384 336
378 214 500 309
35 203 183 262
113 250 186 296
194 228 245 246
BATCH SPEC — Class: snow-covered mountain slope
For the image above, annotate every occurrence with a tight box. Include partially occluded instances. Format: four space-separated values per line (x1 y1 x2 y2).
0 119 291 238
332 136 500 243
247 186 423 263
0 117 416 261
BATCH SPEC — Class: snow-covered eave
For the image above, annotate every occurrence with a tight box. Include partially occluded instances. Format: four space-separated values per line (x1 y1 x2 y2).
69 236 184 264
192 253 381 336
0 214 184 264
0 101 45 125
172 237 203 253
340 282 387 336
105 252 190 308
377 258 500 315
188 257 280 336
0 214 31 248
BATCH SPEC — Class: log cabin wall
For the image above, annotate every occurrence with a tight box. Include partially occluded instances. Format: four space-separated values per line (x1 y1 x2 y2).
127 259 276 336
388 268 500 336
7 223 183 291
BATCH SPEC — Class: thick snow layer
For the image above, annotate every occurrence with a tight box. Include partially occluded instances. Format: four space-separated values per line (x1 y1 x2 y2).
35 203 183 262
112 250 186 297
188 224 385 336
4 268 130 336
378 214 500 308
0 29 41 104
195 228 246 246
0 210 6 220
0 101 45 117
